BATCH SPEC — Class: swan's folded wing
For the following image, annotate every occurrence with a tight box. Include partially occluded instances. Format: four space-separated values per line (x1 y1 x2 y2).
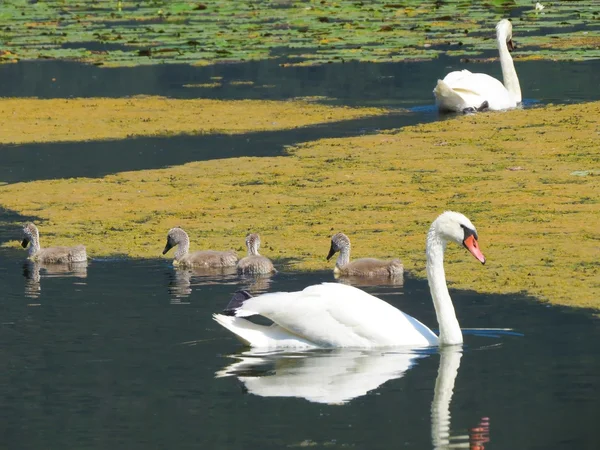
441 69 473 85
442 72 515 110
238 283 438 348
445 72 507 95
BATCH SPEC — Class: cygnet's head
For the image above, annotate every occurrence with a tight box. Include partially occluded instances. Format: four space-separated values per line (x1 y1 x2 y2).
21 223 39 248
327 232 350 260
163 227 188 255
245 233 261 255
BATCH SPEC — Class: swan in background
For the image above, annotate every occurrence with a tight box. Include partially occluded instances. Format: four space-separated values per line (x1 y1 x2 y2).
236 233 276 275
213 211 486 348
21 223 87 263
162 227 238 268
434 19 522 113
327 232 403 279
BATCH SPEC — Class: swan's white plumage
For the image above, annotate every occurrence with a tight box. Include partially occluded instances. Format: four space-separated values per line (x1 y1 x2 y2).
434 71 514 112
213 211 484 349
212 314 317 348
215 282 438 348
434 19 521 112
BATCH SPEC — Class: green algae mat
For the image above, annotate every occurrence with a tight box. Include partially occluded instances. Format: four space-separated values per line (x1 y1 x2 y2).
0 99 598 309
1 0 599 67
0 97 387 144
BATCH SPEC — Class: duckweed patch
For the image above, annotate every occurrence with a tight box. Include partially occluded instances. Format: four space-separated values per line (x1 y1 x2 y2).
0 0 598 68
0 97 387 144
0 101 599 309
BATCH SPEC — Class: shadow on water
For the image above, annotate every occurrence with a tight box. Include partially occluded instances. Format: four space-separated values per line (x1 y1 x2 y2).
0 57 598 107
0 256 598 450
0 111 427 184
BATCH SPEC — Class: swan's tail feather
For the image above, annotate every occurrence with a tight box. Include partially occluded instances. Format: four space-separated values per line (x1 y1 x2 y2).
213 314 317 348
433 79 465 112
223 289 253 316
213 314 269 346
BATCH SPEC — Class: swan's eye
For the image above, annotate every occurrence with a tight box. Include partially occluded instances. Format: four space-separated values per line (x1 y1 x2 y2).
460 224 478 241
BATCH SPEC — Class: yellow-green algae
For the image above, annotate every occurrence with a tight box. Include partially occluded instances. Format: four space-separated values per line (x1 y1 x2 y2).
0 101 599 309
0 97 387 144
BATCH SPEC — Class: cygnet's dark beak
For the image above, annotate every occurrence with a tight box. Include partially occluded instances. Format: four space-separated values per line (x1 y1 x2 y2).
162 241 174 255
326 244 336 261
21 238 29 248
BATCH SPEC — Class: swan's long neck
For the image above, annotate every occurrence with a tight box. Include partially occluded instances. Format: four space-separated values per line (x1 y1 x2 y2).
336 245 350 268
28 232 41 257
174 233 190 261
426 228 463 345
431 347 463 449
246 235 261 256
497 30 521 103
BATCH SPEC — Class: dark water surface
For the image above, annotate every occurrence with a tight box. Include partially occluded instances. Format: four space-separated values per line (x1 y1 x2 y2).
1 57 599 106
0 254 598 450
1 57 599 184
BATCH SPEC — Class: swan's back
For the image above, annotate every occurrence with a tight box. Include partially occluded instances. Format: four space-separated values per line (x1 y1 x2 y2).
338 258 403 277
217 283 438 348
437 72 514 111
236 255 275 275
36 245 87 263
181 250 238 268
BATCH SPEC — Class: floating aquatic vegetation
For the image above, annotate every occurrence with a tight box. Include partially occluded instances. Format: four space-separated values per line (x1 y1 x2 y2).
0 0 598 67
0 99 598 308
0 96 388 144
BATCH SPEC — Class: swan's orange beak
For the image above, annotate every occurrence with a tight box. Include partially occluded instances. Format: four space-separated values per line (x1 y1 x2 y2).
464 235 486 264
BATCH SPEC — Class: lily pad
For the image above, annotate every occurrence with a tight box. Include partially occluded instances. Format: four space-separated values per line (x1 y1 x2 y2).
0 0 598 67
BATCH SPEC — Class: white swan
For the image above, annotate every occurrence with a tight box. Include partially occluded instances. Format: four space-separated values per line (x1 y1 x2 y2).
433 19 522 113
213 211 486 348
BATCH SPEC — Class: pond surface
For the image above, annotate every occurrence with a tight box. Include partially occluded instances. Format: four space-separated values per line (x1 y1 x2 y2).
0 57 599 185
0 252 598 450
1 51 599 449
1 57 599 107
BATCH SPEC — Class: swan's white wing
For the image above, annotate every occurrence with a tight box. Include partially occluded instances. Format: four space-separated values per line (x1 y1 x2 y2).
437 72 515 111
229 283 438 348
441 69 473 85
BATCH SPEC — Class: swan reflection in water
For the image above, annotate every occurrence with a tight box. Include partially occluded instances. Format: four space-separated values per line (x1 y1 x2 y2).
218 346 490 449
168 266 238 301
237 273 274 295
217 347 424 404
167 269 274 302
335 273 403 288
23 260 88 298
